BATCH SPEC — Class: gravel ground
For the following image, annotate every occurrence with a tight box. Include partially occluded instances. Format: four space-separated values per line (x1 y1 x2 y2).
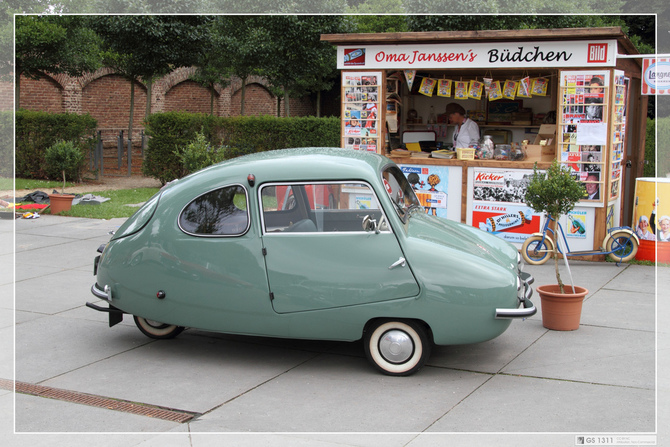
1 175 163 199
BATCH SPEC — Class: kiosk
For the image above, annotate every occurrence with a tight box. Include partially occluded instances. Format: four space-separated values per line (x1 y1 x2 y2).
322 27 648 260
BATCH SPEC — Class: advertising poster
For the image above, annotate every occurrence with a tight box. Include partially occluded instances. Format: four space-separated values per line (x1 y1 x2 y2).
399 165 449 219
471 168 541 244
566 210 588 239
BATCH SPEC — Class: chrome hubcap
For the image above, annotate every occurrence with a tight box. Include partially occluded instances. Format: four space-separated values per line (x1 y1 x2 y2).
379 329 413 363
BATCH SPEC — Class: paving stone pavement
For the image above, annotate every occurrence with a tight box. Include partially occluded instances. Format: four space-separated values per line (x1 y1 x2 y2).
1 215 667 446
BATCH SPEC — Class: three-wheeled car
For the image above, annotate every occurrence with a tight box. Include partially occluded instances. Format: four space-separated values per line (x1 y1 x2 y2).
89 148 535 375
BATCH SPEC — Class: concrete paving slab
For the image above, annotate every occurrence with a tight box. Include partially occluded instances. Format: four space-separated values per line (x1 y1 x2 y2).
427 374 654 433
0 326 12 378
5 216 666 447
15 216 125 239
406 433 581 447
15 238 104 270
0 283 12 310
14 262 72 282
0 307 12 330
191 354 491 432
581 288 655 330
15 315 150 383
0 253 13 286
15 393 181 433
39 332 320 415
603 264 657 294
15 268 99 314
428 318 547 374
503 325 654 389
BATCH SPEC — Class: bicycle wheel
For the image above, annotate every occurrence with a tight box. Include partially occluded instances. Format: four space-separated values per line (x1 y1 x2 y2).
606 231 638 263
521 235 555 265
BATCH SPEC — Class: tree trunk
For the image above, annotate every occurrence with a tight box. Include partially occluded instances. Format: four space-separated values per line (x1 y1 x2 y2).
15 75 20 111
145 78 152 119
240 77 246 115
128 80 135 143
316 90 321 118
284 90 290 117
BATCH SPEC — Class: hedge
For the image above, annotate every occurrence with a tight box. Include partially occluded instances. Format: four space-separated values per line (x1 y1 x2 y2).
0 111 12 178
655 116 670 177
143 112 340 184
15 110 97 179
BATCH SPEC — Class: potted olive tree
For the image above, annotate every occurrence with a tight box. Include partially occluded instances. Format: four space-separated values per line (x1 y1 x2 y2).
44 140 85 213
524 160 588 330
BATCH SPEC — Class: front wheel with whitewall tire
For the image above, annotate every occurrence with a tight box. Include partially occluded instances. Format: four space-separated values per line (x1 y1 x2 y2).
364 320 431 376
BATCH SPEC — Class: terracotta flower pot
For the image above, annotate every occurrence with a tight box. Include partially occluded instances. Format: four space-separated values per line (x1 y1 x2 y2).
536 284 589 331
48 193 75 214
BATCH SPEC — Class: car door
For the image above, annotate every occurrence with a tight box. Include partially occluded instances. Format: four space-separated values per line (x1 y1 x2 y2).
259 181 420 314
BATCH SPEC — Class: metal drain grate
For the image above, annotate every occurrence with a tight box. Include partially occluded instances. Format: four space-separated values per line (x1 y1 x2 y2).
1 379 197 423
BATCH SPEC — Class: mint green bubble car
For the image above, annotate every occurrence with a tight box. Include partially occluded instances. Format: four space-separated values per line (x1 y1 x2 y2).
89 148 535 376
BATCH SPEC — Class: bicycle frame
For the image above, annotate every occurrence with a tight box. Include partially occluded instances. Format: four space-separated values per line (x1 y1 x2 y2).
535 214 636 258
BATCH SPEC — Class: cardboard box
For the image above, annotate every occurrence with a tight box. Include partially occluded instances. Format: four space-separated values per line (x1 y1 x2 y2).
525 124 556 162
525 144 556 162
533 124 556 144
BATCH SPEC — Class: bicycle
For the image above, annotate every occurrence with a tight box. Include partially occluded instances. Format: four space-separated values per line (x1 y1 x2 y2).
521 213 639 266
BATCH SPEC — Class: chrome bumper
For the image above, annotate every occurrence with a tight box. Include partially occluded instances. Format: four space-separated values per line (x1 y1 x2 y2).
88 283 123 327
495 271 537 319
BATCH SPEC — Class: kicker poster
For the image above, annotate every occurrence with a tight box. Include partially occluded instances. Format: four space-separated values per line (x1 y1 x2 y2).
471 168 541 244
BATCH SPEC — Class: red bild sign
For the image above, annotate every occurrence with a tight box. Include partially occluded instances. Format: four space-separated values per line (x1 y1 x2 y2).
587 44 608 63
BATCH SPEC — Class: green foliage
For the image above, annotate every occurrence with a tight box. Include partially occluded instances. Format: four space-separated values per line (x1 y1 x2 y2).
15 15 102 80
43 140 86 194
656 116 670 177
644 118 655 178
15 110 97 179
0 111 12 178
144 112 340 184
525 160 586 220
176 130 228 176
142 112 219 184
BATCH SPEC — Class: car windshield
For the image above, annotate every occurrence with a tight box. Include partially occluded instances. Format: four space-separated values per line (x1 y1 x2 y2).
381 166 422 222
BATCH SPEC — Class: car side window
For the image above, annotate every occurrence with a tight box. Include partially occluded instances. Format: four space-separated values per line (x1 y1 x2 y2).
260 182 386 233
179 185 249 236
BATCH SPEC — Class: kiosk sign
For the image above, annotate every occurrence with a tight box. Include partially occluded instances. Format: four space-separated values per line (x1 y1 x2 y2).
642 58 670 95
336 40 617 69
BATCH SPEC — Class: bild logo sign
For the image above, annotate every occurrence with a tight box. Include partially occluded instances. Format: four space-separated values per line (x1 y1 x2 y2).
587 43 608 63
343 48 366 66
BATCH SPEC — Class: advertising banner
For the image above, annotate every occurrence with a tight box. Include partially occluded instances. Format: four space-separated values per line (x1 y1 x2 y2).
642 58 670 95
471 168 541 244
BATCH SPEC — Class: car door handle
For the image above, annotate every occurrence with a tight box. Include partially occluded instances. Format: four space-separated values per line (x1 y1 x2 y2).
388 257 406 269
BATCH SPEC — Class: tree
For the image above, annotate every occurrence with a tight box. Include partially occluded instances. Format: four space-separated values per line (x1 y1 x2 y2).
260 15 350 116
209 16 272 116
89 15 211 140
14 15 102 109
348 0 407 33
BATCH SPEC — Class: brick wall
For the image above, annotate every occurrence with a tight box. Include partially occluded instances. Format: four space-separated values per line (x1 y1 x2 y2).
17 67 320 129
82 74 147 132
230 83 276 116
19 75 64 113
0 80 13 111
164 80 214 114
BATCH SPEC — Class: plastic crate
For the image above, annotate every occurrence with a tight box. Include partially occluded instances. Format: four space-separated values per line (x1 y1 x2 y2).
456 148 475 160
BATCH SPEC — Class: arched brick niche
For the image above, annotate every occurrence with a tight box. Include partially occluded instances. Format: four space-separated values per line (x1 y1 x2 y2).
19 74 65 113
164 80 214 114
82 74 147 132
